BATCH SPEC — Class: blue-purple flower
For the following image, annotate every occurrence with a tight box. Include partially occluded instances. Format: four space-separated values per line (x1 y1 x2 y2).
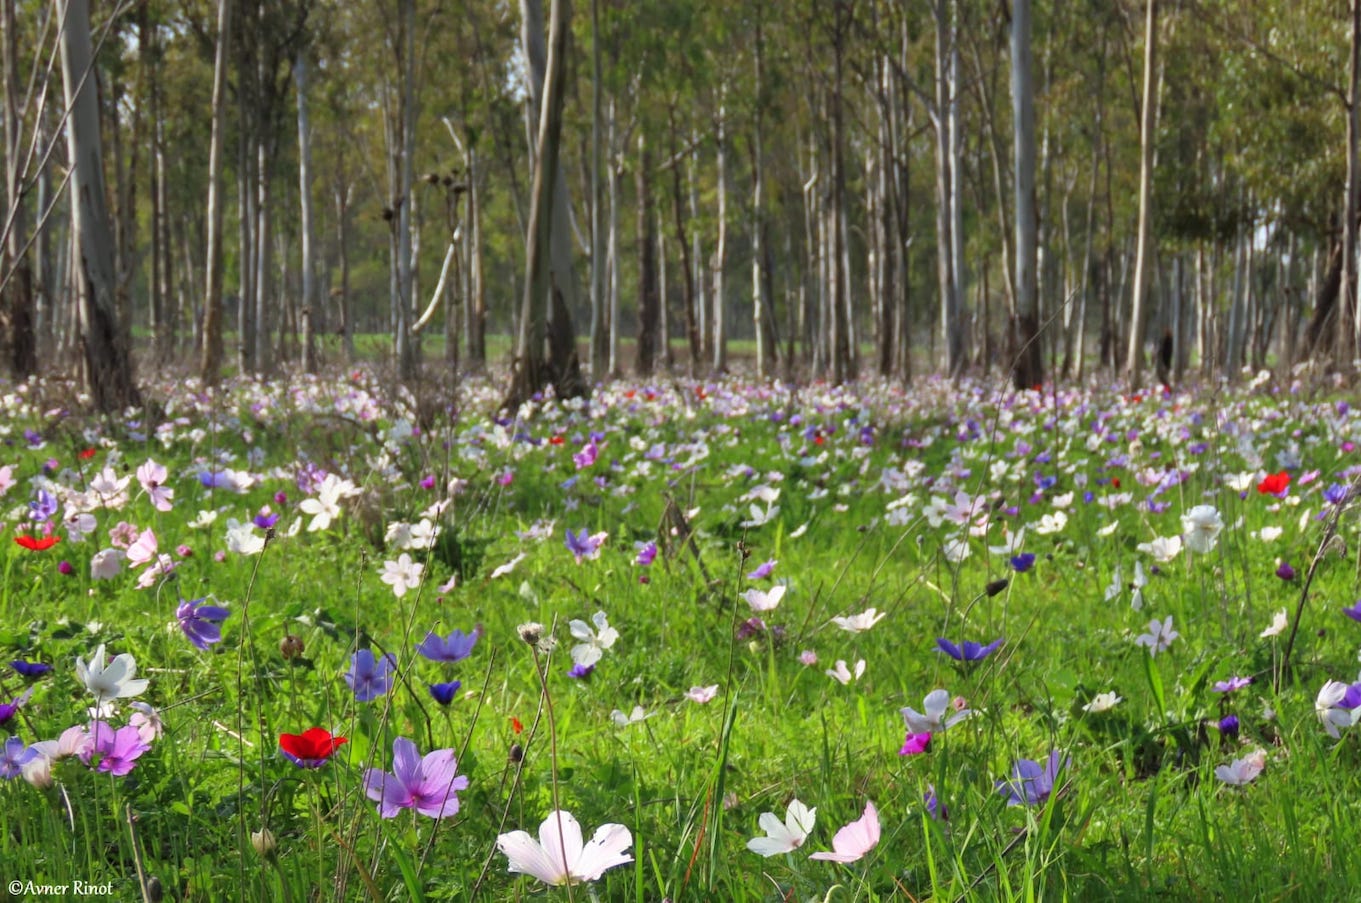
996 750 1068 806
345 649 396 701
10 660 51 678
1010 553 1036 573
1344 601 1361 623
1 736 36 779
362 736 469 819
936 637 1004 662
428 681 461 705
564 528 606 563
415 628 480 663
28 489 57 522
1217 715 1241 741
176 598 231 651
1213 676 1253 693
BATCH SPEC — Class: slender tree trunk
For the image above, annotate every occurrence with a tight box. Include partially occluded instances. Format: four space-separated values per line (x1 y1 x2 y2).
393 0 417 379
1124 0 1159 383
1011 0 1042 389
236 79 255 373
635 132 658 375
752 5 767 379
712 87 728 374
468 146 486 365
933 0 963 376
668 115 699 373
588 0 606 375
57 0 139 410
253 137 272 374
294 54 317 373
2 0 35 377
1342 0 1361 361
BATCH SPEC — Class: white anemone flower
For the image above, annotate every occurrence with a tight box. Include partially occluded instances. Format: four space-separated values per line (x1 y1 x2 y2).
75 644 149 706
1181 505 1225 554
900 689 971 734
746 799 816 857
496 810 633 886
569 611 619 668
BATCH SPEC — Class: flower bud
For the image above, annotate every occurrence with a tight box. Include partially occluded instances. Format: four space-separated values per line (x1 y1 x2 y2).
251 828 277 858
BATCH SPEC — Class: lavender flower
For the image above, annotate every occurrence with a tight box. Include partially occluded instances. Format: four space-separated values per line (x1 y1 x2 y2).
0 736 36 779
415 628 480 663
1213 676 1253 694
746 559 777 580
1343 601 1361 623
345 649 396 702
996 750 1068 806
362 736 469 819
176 598 231 651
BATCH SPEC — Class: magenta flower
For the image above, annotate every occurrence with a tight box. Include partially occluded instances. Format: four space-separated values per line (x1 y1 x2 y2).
82 722 152 776
899 732 932 756
362 736 469 819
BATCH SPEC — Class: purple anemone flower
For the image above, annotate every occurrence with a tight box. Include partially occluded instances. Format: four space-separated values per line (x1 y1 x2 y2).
1212 676 1253 693
936 637 1004 662
747 559 777 580
29 489 57 522
1217 715 1240 740
415 628 480 663
362 736 468 819
0 687 34 728
567 662 595 679
177 598 231 651
82 722 151 776
996 750 1068 806
1010 553 1036 573
1344 601 1361 623
1276 561 1297 581
345 649 396 702
564 528 603 562
924 785 948 821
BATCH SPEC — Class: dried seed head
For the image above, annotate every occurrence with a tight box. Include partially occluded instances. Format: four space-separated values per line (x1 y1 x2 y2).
280 635 304 660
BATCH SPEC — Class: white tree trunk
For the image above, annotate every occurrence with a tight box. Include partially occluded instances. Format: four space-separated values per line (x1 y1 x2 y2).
57 0 138 409
1124 0 1159 382
295 52 317 373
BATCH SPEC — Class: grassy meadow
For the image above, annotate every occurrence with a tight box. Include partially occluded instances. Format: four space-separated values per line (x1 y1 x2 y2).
1 367 1360 901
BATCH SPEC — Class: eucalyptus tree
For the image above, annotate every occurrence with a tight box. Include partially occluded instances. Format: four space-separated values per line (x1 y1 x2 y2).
57 0 139 410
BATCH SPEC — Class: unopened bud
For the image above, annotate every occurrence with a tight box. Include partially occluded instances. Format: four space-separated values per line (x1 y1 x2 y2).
251 828 277 857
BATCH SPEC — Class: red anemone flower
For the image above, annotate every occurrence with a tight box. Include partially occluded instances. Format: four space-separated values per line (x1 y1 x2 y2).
278 728 347 768
1257 471 1291 496
15 535 60 551
510 716 523 735
78 448 97 460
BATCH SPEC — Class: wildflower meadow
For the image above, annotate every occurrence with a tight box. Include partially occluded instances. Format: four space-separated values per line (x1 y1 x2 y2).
3 369 1361 901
